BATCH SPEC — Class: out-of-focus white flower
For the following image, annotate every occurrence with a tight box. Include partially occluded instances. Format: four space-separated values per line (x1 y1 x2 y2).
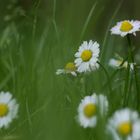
56 62 77 76
107 108 140 140
109 58 134 70
77 94 108 128
0 91 19 129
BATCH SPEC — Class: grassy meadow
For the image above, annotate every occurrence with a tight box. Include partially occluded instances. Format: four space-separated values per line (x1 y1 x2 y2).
0 0 140 140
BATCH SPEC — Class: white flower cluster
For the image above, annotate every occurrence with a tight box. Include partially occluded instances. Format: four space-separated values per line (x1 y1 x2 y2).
56 19 140 140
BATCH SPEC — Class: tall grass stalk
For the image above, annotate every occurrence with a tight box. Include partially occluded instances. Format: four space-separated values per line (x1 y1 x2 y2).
127 35 140 110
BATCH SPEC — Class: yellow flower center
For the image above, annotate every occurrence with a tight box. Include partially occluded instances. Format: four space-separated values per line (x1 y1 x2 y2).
120 21 133 32
118 122 132 136
84 103 96 118
65 62 76 71
0 103 9 117
81 50 92 62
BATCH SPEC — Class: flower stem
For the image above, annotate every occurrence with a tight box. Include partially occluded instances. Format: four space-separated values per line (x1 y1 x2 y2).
102 57 128 91
127 35 140 110
97 61 112 95
123 63 131 107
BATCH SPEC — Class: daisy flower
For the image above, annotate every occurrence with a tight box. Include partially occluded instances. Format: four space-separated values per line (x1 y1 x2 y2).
77 94 108 128
0 91 19 129
75 40 100 73
56 62 77 76
109 58 134 70
107 108 140 140
111 20 140 37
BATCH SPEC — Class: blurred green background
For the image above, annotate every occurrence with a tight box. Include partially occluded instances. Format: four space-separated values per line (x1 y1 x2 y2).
0 0 140 140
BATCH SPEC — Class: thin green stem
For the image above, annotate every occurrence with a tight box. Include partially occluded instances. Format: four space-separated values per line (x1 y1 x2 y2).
80 1 97 41
101 69 118 91
125 73 133 105
97 61 112 95
123 63 131 107
127 35 140 110
102 57 128 91
123 35 134 107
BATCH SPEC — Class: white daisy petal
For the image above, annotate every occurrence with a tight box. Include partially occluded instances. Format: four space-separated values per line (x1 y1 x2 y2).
0 92 12 103
74 58 82 66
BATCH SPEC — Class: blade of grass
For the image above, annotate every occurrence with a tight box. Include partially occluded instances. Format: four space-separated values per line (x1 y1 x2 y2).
80 1 97 41
100 0 124 62
26 98 33 134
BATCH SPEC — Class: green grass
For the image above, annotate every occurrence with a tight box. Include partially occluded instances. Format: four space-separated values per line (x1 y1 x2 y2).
0 0 140 140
